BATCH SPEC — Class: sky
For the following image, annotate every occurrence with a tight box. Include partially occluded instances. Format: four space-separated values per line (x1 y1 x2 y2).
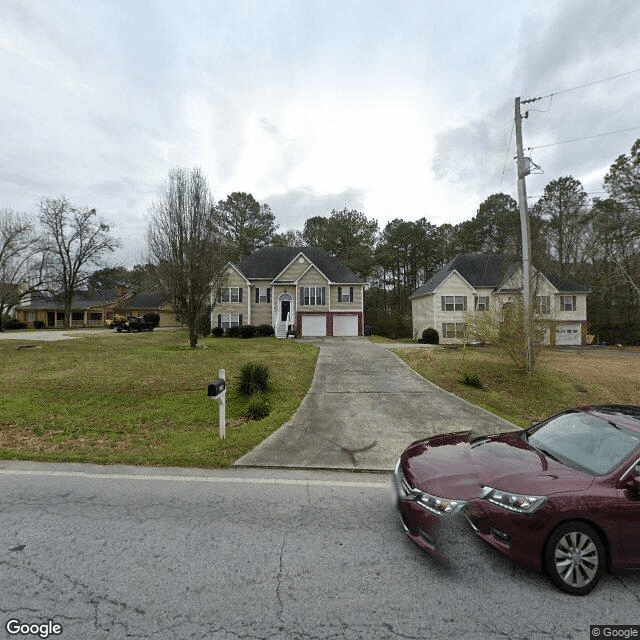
2 0 640 266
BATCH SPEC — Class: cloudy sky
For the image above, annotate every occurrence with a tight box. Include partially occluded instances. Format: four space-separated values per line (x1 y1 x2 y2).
2 0 640 265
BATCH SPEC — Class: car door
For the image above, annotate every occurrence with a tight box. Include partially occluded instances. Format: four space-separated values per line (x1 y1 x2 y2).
617 458 640 566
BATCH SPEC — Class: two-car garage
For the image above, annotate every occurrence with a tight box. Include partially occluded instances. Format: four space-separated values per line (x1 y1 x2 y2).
300 314 360 337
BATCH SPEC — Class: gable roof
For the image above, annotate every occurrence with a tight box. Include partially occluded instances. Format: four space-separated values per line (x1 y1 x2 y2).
411 253 588 297
235 246 362 283
16 289 168 310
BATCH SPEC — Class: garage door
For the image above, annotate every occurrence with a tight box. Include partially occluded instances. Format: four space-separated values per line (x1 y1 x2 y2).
301 314 327 337
333 315 358 336
556 324 581 346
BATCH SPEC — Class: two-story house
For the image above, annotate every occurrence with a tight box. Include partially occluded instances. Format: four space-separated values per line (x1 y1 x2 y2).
213 246 364 337
410 254 589 346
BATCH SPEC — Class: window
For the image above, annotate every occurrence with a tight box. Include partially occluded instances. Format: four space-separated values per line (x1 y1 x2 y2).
300 286 326 306
220 287 242 303
338 286 353 303
475 296 490 311
560 295 576 311
442 322 466 339
89 312 102 321
255 288 270 303
219 314 241 330
535 295 551 315
441 295 467 312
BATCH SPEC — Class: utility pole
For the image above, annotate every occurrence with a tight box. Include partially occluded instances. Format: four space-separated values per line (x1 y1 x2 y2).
514 96 533 373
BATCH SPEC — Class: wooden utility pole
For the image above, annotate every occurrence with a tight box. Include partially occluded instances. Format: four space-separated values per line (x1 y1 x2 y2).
514 96 533 373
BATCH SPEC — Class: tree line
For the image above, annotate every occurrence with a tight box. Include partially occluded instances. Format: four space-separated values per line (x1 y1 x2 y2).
2 139 638 344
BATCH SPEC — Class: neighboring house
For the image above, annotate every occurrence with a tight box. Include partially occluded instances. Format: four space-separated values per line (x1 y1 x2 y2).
213 246 364 337
410 254 590 346
15 286 177 328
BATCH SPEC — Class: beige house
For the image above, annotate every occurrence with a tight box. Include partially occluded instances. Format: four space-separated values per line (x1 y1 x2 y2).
213 246 364 337
411 254 589 346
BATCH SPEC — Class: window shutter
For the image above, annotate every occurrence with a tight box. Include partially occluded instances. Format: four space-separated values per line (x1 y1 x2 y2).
338 286 342 301
441 296 445 311
218 314 221 328
239 288 243 302
463 297 467 311
572 295 576 310
321 287 326 305
300 288 305 305
239 314 243 326
217 289 222 303
350 287 353 302
267 289 271 303
256 288 259 303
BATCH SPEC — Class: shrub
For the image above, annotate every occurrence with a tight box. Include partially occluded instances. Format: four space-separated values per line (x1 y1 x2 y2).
287 327 298 338
422 328 439 344
245 396 270 421
211 327 224 337
225 326 240 338
239 324 256 339
235 363 270 397
256 324 275 337
33 320 45 329
460 371 484 390
197 312 211 337
4 319 27 330
143 312 160 328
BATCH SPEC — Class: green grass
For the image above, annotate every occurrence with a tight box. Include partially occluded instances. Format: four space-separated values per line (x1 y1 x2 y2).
0 331 318 467
393 345 640 428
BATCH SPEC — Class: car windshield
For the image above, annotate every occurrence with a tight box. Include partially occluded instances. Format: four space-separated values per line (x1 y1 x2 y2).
527 411 640 476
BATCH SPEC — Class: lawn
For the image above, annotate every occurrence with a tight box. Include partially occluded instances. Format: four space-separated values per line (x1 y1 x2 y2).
392 345 640 428
0 330 318 467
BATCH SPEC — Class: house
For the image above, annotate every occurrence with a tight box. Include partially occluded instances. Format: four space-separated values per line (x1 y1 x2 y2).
410 254 589 346
15 287 177 328
213 246 364 337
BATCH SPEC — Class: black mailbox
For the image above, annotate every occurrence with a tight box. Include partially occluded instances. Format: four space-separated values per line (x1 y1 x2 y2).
208 378 226 397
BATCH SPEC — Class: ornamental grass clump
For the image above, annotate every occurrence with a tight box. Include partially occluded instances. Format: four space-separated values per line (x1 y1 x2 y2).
245 396 270 420
235 363 271 397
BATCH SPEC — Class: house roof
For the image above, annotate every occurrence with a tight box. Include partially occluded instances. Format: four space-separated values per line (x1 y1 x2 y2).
16 289 168 310
411 253 588 297
234 246 362 283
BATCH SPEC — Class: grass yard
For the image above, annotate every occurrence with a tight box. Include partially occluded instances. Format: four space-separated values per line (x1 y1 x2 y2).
0 330 318 467
393 345 640 428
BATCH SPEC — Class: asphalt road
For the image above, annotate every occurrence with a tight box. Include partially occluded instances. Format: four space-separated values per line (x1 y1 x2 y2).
1 462 639 640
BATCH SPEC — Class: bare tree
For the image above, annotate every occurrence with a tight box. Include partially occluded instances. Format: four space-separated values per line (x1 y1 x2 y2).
39 195 121 329
0 209 48 330
146 167 227 348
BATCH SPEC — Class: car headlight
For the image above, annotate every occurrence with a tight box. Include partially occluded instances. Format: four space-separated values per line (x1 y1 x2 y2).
483 487 546 514
415 492 466 516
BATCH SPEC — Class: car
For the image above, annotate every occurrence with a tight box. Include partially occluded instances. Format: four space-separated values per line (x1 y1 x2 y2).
394 405 640 595
111 316 154 332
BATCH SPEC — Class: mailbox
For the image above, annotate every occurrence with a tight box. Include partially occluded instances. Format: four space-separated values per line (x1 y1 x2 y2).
208 378 226 398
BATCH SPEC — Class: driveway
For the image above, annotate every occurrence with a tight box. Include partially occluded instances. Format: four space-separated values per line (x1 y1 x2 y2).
234 337 516 472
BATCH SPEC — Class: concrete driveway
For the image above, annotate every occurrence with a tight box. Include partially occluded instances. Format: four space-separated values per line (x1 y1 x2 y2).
235 337 516 472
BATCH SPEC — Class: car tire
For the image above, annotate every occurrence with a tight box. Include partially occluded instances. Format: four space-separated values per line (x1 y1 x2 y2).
544 521 605 595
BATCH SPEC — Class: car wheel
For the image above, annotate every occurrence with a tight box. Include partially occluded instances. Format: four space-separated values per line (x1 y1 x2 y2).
545 521 605 595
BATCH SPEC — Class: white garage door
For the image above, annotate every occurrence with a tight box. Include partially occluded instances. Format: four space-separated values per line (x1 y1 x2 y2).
302 314 327 337
556 324 581 346
333 315 358 336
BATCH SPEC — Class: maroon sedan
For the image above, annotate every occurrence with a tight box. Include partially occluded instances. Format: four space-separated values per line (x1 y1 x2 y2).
394 405 640 595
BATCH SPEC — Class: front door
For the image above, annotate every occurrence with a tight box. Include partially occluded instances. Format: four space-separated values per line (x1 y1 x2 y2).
281 300 291 321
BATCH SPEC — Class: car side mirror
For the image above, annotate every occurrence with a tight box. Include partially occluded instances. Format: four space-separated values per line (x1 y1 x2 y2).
623 474 640 492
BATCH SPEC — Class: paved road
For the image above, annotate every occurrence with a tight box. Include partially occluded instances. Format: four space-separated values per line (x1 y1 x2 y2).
1 461 639 640
235 338 516 471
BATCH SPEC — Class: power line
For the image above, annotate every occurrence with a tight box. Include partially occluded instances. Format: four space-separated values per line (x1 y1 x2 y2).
498 120 515 192
527 125 640 150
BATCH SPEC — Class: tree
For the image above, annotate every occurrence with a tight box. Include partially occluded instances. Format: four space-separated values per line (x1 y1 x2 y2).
88 264 157 292
0 209 47 330
468 193 520 254
146 167 227 348
269 229 304 247
215 192 277 262
39 195 120 329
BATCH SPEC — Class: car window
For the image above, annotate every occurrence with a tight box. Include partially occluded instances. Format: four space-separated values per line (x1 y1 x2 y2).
528 412 640 476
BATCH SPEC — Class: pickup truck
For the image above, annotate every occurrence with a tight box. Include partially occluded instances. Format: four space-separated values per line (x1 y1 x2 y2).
111 316 154 332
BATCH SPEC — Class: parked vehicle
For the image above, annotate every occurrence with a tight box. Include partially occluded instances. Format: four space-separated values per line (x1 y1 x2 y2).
394 405 640 595
110 315 154 332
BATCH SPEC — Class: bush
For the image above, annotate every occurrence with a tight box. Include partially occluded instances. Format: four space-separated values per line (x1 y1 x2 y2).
235 363 270 397
143 312 160 328
33 320 45 329
225 326 240 338
287 327 298 337
197 312 211 337
239 324 256 339
422 327 439 344
245 396 270 421
460 371 484 390
256 324 275 337
211 327 224 337
4 319 27 330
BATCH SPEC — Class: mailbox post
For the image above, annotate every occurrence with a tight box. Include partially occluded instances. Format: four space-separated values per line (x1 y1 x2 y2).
207 369 227 438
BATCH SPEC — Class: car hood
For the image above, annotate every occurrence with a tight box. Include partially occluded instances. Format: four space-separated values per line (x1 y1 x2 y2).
402 431 594 499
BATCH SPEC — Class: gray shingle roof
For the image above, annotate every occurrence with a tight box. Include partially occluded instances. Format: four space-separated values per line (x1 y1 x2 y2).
411 254 588 297
235 246 362 283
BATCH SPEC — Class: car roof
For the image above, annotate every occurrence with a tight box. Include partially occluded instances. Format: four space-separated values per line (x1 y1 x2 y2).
580 406 640 434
